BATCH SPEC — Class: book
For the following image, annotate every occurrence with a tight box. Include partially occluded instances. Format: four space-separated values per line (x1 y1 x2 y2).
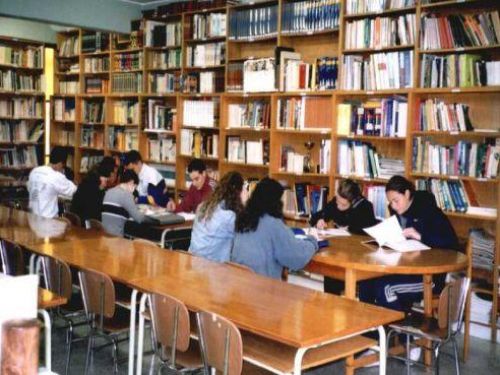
183 99 218 128
84 56 110 73
180 128 218 158
112 100 139 124
191 13 227 39
146 99 177 131
226 136 268 165
149 49 182 70
58 81 79 94
345 0 415 15
229 3 279 41
80 126 104 148
277 96 332 130
186 42 225 67
13 98 43 119
148 138 176 162
113 51 143 71
364 184 388 220
111 72 143 93
81 31 110 53
243 58 276 93
82 100 105 123
281 55 339 91
417 99 474 132
143 20 182 47
227 101 271 129
0 44 43 69
59 35 79 57
53 98 75 121
85 77 109 94
108 126 138 151
363 215 431 252
281 0 340 34
80 154 103 173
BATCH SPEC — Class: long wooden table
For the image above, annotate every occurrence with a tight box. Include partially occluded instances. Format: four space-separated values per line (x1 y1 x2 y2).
0 206 404 375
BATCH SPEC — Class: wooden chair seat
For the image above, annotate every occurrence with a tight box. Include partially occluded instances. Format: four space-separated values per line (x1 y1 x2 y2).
159 340 203 369
241 331 376 374
38 288 67 310
101 306 131 333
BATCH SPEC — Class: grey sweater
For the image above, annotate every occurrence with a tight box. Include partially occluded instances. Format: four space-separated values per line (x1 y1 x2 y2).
231 214 318 279
101 186 147 237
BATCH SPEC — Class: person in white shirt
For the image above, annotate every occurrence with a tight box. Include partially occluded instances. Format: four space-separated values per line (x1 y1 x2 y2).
27 147 77 218
124 150 170 206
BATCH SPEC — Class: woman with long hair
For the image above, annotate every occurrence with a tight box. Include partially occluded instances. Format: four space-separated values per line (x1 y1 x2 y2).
189 171 246 262
231 177 318 279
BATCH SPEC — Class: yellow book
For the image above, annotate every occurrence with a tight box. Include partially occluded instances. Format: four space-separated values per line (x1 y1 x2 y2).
336 103 352 135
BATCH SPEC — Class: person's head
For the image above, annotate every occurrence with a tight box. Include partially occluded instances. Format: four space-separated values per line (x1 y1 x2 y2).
124 150 143 175
120 169 139 194
385 175 415 215
188 159 207 190
100 156 118 187
49 147 68 172
336 179 363 211
197 171 244 221
235 178 284 233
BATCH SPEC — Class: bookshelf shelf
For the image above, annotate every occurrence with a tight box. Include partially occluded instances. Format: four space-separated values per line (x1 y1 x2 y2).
420 0 488 10
418 45 500 55
411 173 499 183
414 87 500 94
112 47 142 54
183 5 227 14
79 146 104 151
185 36 226 44
343 45 415 54
275 171 329 178
81 50 110 57
83 71 110 76
108 123 139 127
337 89 411 95
280 28 340 38
111 68 143 73
334 174 390 184
145 67 181 72
58 55 80 59
337 135 406 141
145 45 182 51
343 6 417 20
0 64 43 71
0 166 34 171
446 211 497 222
275 128 331 135
223 160 269 169
227 35 278 43
275 91 335 97
412 131 500 137
184 65 226 70
182 125 219 131
225 127 270 133
178 154 219 162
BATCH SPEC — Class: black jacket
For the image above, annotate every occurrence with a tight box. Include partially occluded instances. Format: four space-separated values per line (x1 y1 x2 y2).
390 191 459 250
70 173 105 225
309 197 378 234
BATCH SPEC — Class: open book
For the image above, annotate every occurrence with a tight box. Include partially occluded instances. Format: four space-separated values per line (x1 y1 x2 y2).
363 216 430 252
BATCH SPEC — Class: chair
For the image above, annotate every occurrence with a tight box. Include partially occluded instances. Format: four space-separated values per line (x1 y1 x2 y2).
86 219 104 232
0 239 25 276
161 227 192 250
197 311 243 375
78 269 130 374
63 212 82 227
387 276 470 375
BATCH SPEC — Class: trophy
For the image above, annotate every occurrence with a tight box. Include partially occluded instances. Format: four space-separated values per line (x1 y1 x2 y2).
303 141 315 173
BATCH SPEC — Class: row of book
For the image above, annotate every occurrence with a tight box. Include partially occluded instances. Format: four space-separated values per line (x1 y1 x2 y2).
85 78 109 94
113 52 143 71
148 138 176 162
420 12 500 51
113 101 139 124
0 71 41 92
112 72 143 93
364 184 387 220
344 14 415 50
0 146 38 168
183 100 217 127
469 229 496 270
281 0 341 34
83 101 105 123
0 121 43 143
191 13 226 39
226 137 269 165
337 98 408 137
84 56 109 73
148 73 177 94
54 129 75 146
186 42 225 67
243 58 276 92
58 81 79 95
420 54 500 88
277 96 332 130
417 99 474 132
228 4 278 40
416 178 475 213
227 101 271 129
283 183 329 217
146 100 177 131
338 140 405 179
143 21 182 47
0 45 43 69
281 56 338 91
81 32 109 53
345 0 415 15
198 71 225 93
80 154 103 173
149 50 181 70
342 51 413 90
227 62 243 92
59 36 79 57
0 98 43 119
80 127 104 148
412 137 500 179
53 98 76 122
281 141 331 174
108 127 138 151
180 129 219 158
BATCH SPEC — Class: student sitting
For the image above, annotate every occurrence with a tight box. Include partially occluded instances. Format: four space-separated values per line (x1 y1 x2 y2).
310 179 378 295
70 158 115 226
231 178 318 280
359 175 459 311
27 147 77 218
168 158 216 213
189 172 246 262
101 170 157 237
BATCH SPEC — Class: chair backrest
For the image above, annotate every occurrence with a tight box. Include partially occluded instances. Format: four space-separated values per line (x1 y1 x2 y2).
41 256 73 301
437 277 470 332
149 293 191 363
197 311 243 375
0 240 24 276
78 269 115 322
225 261 254 273
63 212 82 227
161 227 192 250
86 219 104 231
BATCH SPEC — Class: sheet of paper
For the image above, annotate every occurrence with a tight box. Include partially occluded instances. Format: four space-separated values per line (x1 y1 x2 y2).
386 240 430 252
304 227 351 240
363 215 406 247
177 212 196 221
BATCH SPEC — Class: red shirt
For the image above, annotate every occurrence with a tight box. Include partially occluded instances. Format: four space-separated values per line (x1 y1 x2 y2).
175 177 215 213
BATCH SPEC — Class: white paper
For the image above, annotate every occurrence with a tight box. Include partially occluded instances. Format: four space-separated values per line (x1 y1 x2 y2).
177 212 196 221
304 227 351 240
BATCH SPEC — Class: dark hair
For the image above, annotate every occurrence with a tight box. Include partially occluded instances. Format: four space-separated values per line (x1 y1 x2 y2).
124 150 142 166
49 147 68 165
121 169 139 185
236 178 284 233
386 175 415 198
197 172 244 221
187 158 206 173
337 179 362 203
98 156 116 178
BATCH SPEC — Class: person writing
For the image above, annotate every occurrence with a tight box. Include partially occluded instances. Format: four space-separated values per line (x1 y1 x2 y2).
231 178 318 280
189 171 247 262
359 175 459 311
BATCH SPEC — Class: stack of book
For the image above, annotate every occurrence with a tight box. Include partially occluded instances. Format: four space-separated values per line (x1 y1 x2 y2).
54 98 76 121
148 72 177 94
0 146 38 168
57 129 75 146
149 50 181 69
416 178 475 213
229 3 279 40
420 54 500 88
345 14 415 49
113 52 143 71
113 100 139 124
59 81 79 94
143 21 182 47
183 100 217 127
13 98 43 118
226 137 268 164
0 121 43 143
337 97 408 137
364 184 388 220
180 129 219 158
281 0 341 34
84 56 109 73
227 101 271 129
0 45 43 68
112 72 143 93
83 100 105 123
277 96 332 130
417 99 474 132
81 32 109 53
108 127 138 151
148 138 176 162
192 13 226 39
186 42 225 67
342 51 413 90
469 229 496 270
412 137 500 178
59 36 79 57
85 78 109 94
281 57 338 91
345 0 415 15
15 73 41 92
420 12 500 50
282 183 329 217
146 99 176 131
243 58 276 92
81 126 104 148
80 154 103 173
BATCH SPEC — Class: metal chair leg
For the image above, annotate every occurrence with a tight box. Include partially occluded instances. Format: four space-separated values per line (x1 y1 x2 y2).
65 323 73 375
112 337 119 374
435 344 441 375
85 333 93 375
452 337 460 375
406 334 411 375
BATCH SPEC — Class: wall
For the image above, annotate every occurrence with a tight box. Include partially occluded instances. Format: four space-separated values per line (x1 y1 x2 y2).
0 16 57 44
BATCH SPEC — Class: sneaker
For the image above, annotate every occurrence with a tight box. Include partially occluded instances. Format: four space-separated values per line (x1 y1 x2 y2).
410 347 422 362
